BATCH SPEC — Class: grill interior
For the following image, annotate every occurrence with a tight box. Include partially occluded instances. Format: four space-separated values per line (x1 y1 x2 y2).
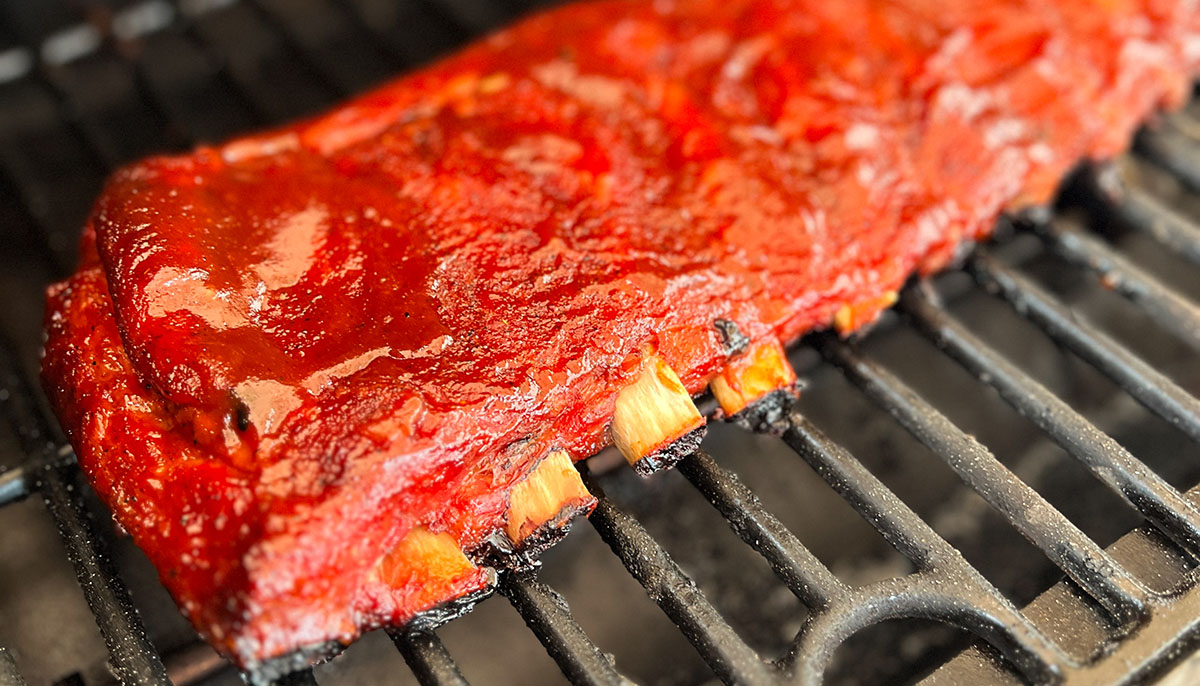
4 2 1200 685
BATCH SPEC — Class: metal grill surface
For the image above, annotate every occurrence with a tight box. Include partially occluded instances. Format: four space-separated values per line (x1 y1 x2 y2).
3 2 1200 685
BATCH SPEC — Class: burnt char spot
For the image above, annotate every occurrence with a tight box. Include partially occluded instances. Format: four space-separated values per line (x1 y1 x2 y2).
631 424 707 477
473 496 597 570
714 318 750 357
234 400 251 433
242 640 342 686
727 388 801 435
242 568 491 685
403 572 497 631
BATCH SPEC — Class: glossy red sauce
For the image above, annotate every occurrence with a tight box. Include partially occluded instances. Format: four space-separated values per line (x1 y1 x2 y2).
42 0 1200 669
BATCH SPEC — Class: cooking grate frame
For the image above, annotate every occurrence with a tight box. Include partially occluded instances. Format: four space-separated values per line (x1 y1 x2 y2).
3 2 1200 685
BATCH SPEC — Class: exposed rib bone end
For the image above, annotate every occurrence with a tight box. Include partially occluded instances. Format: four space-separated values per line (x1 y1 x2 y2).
611 353 706 475
376 527 494 623
505 449 597 559
710 338 797 416
833 290 899 334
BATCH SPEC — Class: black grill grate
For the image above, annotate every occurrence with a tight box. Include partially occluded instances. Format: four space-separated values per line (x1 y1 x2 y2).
3 2 1200 685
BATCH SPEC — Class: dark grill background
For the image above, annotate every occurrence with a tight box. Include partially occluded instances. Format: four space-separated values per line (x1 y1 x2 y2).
4 2 1200 685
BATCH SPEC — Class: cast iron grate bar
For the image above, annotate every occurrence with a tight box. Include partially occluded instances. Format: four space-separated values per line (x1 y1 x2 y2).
0 10 220 270
969 249 1200 444
0 20 120 171
0 164 71 274
104 1 284 144
1034 217 1200 353
322 0 424 69
156 642 229 686
499 573 626 686
0 124 98 273
121 48 206 153
1134 125 1200 193
1092 164 1200 267
778 412 1064 685
151 1 278 130
584 473 779 686
900 284 1200 558
0 340 171 685
815 333 1149 625
0 162 64 271
677 450 844 611
240 0 354 98
390 630 470 686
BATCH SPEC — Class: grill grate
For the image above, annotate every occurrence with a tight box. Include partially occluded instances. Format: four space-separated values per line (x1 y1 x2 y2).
3 2 1200 685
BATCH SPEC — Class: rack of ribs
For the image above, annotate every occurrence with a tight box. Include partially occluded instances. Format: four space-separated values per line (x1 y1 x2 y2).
41 0 1200 674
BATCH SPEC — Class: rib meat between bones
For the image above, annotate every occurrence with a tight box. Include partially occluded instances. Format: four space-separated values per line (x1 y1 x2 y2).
41 0 1200 672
